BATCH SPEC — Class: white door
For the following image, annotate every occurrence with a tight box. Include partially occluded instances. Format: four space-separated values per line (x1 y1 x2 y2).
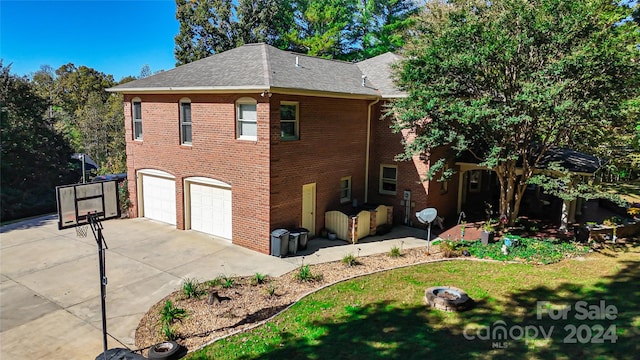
141 175 176 225
190 183 232 239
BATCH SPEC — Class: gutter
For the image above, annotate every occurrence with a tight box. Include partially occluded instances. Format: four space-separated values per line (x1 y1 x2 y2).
364 98 380 203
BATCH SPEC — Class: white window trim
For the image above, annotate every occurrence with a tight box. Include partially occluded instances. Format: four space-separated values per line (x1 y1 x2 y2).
180 98 192 145
340 176 352 203
379 164 398 195
236 97 257 141
280 101 299 141
132 97 142 141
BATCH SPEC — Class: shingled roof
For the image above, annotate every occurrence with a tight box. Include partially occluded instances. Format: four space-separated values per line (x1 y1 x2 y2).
108 43 405 98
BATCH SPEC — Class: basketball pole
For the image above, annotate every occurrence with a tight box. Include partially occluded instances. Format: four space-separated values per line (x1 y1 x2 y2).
88 214 109 359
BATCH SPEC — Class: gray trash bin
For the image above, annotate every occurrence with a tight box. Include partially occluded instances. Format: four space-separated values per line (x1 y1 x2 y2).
296 228 309 250
271 229 290 257
288 232 300 255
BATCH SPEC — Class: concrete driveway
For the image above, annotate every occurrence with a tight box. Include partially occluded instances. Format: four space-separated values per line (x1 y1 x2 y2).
0 216 300 359
0 215 428 359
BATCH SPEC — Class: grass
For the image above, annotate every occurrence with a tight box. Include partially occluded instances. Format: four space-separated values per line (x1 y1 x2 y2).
187 241 640 360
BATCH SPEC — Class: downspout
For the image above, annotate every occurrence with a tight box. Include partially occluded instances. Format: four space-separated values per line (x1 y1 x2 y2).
364 98 380 203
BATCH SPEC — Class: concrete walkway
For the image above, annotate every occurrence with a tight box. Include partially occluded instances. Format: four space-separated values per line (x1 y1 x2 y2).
0 216 427 359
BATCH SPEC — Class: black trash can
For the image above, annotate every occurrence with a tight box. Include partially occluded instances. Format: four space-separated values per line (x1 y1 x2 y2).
270 229 290 257
296 228 309 250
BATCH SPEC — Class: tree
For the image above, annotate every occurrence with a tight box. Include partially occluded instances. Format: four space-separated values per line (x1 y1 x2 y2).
284 0 355 58
345 0 418 60
139 64 152 78
175 0 295 64
0 63 76 221
173 0 420 63
391 0 640 224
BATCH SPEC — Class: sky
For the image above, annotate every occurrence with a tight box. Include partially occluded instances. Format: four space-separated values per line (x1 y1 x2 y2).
1 0 179 81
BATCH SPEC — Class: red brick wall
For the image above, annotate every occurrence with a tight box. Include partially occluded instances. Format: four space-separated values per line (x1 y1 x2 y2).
368 102 459 227
269 95 371 235
123 94 271 253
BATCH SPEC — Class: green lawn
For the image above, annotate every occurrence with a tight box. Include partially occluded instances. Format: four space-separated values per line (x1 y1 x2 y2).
187 243 640 359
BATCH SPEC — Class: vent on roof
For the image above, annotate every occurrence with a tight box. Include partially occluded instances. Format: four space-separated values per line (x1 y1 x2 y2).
362 75 367 87
296 56 299 67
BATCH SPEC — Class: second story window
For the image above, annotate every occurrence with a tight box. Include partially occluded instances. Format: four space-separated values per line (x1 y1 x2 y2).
132 98 142 140
236 97 257 140
180 99 192 145
280 102 299 140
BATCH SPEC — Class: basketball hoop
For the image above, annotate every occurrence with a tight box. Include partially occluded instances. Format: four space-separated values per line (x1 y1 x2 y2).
76 224 89 238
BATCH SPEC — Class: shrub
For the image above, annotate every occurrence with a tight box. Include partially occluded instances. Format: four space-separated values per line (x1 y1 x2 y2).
389 246 402 258
440 240 459 258
342 253 359 267
295 265 322 282
252 272 267 285
158 300 187 340
266 283 277 297
182 278 204 299
453 237 588 264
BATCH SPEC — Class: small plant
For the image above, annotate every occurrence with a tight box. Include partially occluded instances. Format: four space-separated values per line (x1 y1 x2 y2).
182 278 204 299
295 264 322 282
342 253 359 267
207 278 222 287
252 272 267 285
158 300 187 340
389 245 402 258
266 283 277 297
221 276 234 289
440 240 459 258
159 300 188 324
161 323 176 341
481 221 494 232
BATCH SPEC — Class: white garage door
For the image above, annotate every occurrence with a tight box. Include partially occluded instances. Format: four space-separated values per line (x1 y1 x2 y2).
190 183 232 239
141 175 176 225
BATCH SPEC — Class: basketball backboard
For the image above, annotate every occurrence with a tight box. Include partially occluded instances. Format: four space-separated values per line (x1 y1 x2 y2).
56 180 121 230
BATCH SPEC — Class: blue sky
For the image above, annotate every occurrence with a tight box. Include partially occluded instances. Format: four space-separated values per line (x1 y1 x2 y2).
1 0 179 81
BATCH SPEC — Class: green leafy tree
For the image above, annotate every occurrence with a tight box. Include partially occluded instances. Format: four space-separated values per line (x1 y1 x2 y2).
392 0 640 224
285 0 355 58
345 0 418 60
0 63 76 221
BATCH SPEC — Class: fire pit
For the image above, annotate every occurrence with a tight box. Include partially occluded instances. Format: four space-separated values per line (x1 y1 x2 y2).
424 286 472 311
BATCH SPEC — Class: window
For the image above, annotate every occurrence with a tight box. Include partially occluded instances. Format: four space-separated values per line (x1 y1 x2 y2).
280 102 299 140
132 98 142 140
236 97 257 140
379 165 397 195
340 176 351 203
180 98 192 145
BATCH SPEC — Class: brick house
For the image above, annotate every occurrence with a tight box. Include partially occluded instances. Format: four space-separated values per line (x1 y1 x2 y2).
107 43 458 254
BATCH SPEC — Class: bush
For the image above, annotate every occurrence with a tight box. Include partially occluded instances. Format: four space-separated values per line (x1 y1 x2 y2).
342 253 359 267
158 300 187 340
389 246 402 258
453 236 589 264
295 265 322 282
252 272 267 285
440 240 459 258
182 278 204 299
